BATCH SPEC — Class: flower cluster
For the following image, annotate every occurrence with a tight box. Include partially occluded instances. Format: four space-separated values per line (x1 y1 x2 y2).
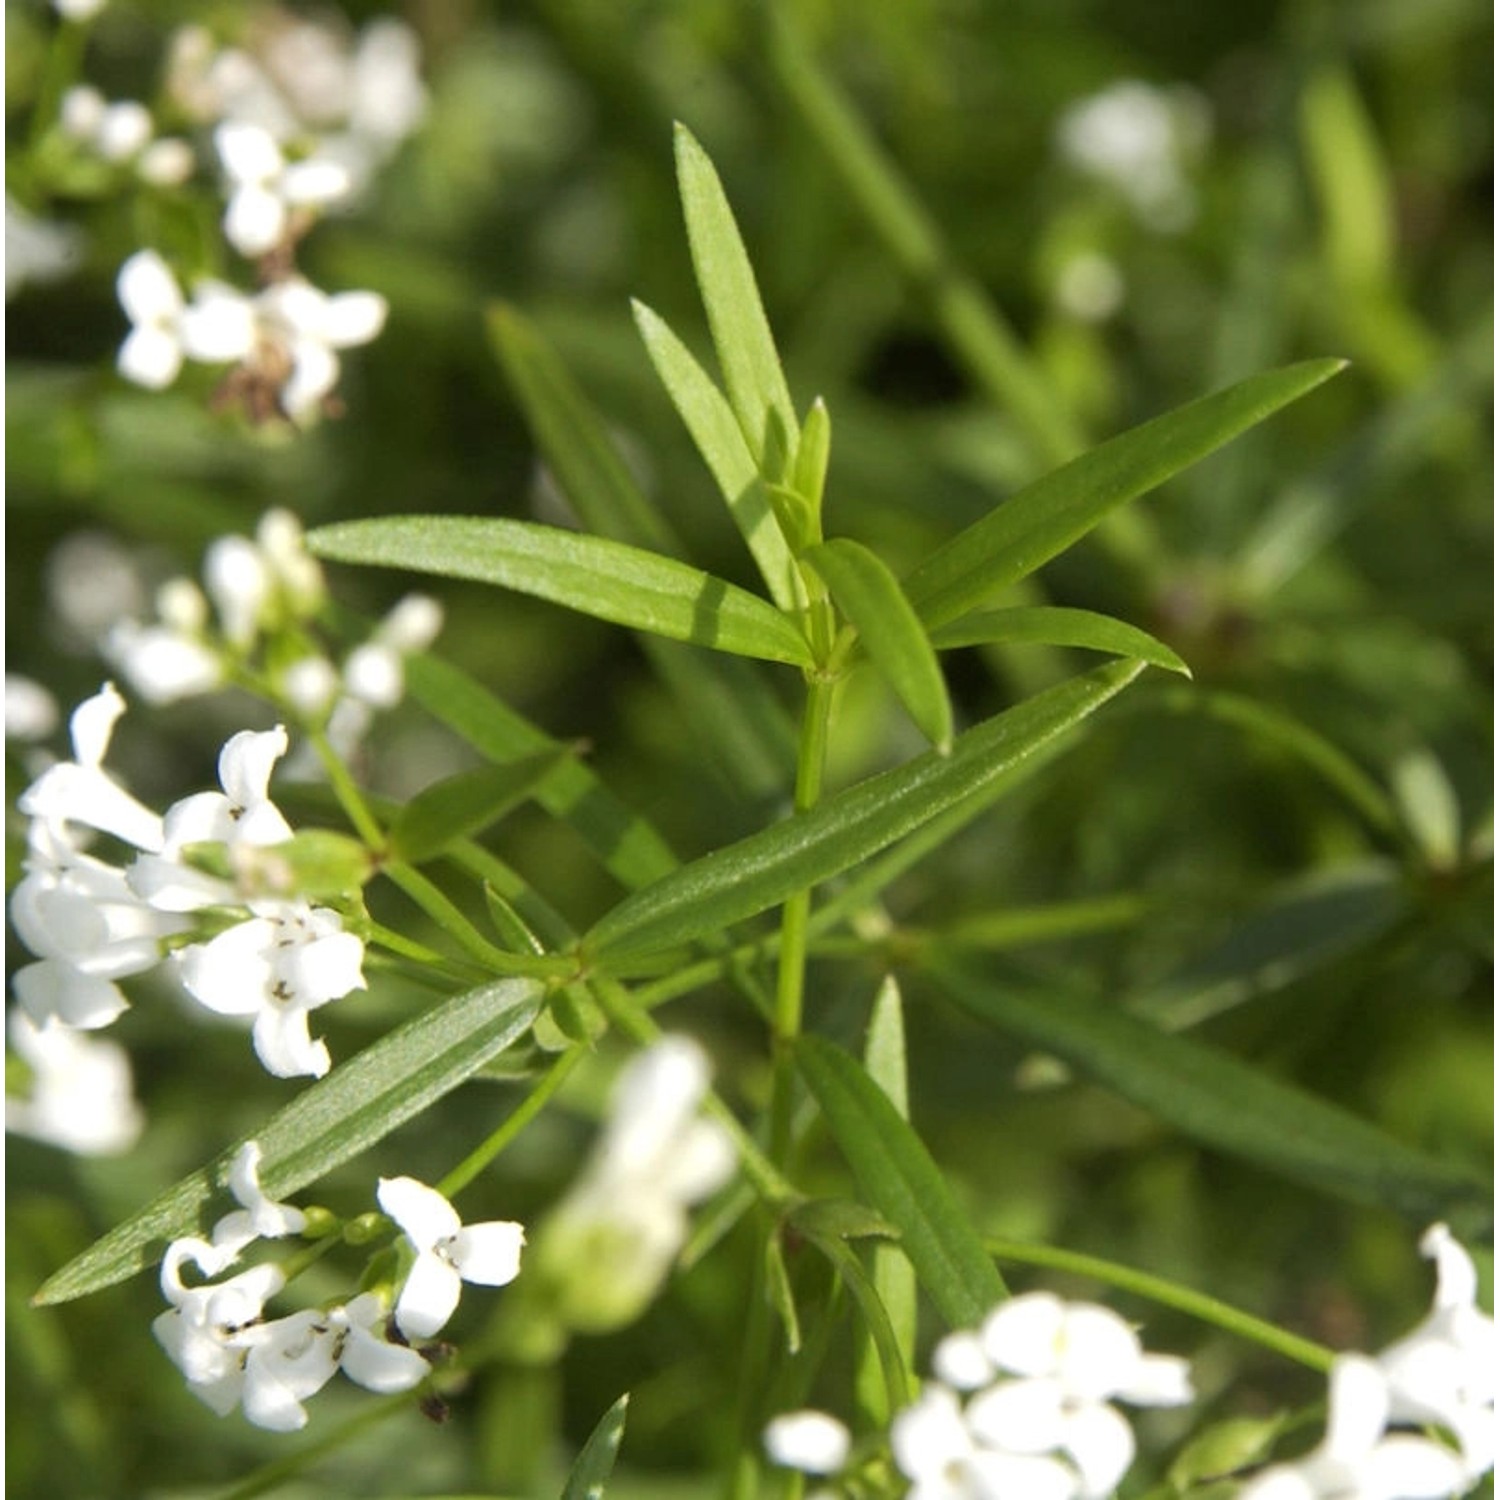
1236 1223 1495 1499
153 1150 522 1431
766 1293 1193 1498
9 684 366 1080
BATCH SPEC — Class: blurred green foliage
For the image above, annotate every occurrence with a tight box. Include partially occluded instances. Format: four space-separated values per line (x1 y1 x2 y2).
6 0 1490 1496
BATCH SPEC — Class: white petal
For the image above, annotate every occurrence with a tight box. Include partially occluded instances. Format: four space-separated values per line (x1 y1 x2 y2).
71 682 126 766
282 927 365 1005
279 655 339 714
335 1294 429 1392
394 1250 463 1338
1323 1355 1390 1466
891 1384 970 1483
119 326 185 389
117 250 183 326
932 1330 995 1390
1235 1468 1320 1500
281 338 339 418
280 157 351 206
343 642 403 707
654 1117 736 1204
106 622 222 704
203 535 270 646
377 594 443 652
1117 1351 1195 1406
59 85 106 140
96 101 154 162
251 1006 330 1079
1056 1303 1142 1399
452 1220 526 1286
179 289 257 362
981 1292 1067 1377
321 290 387 347
968 1451 1079 1500
1062 1399 1136 1499
218 726 287 812
224 185 286 256
12 959 129 1030
227 1141 306 1236
138 137 196 187
763 1411 851 1475
966 1377 1068 1455
378 1176 461 1248
20 761 165 850
128 852 234 912
214 121 282 183
5 675 59 739
177 920 277 1016
1421 1223 1478 1312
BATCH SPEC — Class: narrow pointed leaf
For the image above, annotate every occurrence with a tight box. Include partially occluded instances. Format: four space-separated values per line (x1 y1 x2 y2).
905 360 1348 628
389 749 573 865
931 605 1190 677
792 398 832 524
561 1393 629 1500
585 661 1143 961
932 963 1490 1226
632 299 801 609
308 516 813 667
675 122 799 462
797 1034 1005 1328
807 537 954 749
34 979 544 1305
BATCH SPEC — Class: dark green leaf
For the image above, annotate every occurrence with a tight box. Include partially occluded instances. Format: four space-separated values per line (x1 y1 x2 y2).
930 605 1190 677
560 1393 629 1500
806 537 954 750
585 661 1143 960
389 750 572 865
904 360 1348 628
796 1034 1005 1328
34 980 544 1305
308 516 813 667
675 123 799 463
789 1198 900 1242
932 963 1490 1226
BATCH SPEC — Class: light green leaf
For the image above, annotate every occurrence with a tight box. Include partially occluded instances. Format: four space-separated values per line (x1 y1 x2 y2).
34 979 544 1306
308 516 813 668
806 537 954 750
932 963 1490 1226
765 1236 802 1354
938 893 1149 952
632 299 801 609
561 1393 629 1500
791 398 832 528
585 661 1143 961
796 1034 1005 1329
930 605 1190 677
674 122 799 464
904 360 1348 628
389 750 572 865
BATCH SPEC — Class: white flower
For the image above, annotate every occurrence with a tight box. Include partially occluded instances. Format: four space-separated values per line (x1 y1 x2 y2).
95 101 154 163
176 898 366 1078
203 533 272 647
255 509 325 612
891 1383 1079 1500
138 137 196 187
342 594 443 709
328 1292 429 1392
105 619 223 705
933 1329 997 1392
116 250 188 389
235 1309 340 1431
1237 1355 1469 1500
377 1175 525 1338
53 0 108 21
968 1292 1194 1499
5 1009 144 1154
209 1141 307 1258
1377 1224 1497 1480
18 682 164 852
764 1410 852 1475
253 277 387 420
215 121 351 257
164 725 295 853
5 675 59 741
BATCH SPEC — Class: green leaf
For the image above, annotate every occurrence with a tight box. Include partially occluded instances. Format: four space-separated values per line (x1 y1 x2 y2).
791 398 832 528
585 661 1143 960
904 360 1348 628
389 750 572 865
931 963 1491 1226
1169 1414 1290 1489
788 1198 900 1242
34 979 544 1305
674 122 799 464
930 605 1190 677
806 538 954 750
308 516 813 668
796 1034 1005 1328
560 1393 629 1500
631 299 801 609
765 1236 802 1354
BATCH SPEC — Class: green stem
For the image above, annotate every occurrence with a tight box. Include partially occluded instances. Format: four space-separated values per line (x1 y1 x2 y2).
27 12 91 155
363 920 487 984
439 1048 585 1198
984 1237 1335 1372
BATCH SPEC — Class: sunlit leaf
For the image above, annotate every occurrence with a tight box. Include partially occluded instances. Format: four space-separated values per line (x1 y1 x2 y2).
930 605 1189 676
560 1393 629 1500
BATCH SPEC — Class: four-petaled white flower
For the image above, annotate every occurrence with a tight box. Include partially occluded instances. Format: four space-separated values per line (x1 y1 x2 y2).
1237 1355 1469 1500
377 1175 525 1338
177 898 366 1078
764 1410 852 1476
252 276 387 420
215 121 350 257
116 250 257 391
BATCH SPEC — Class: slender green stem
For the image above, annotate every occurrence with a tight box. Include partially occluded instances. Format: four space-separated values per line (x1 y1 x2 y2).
307 730 386 848
439 1048 585 1198
363 920 487 983
984 1237 1335 1372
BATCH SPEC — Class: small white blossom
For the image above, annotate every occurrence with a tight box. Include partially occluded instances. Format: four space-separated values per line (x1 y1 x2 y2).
253 276 387 420
116 250 188 390
53 0 108 21
96 100 154 162
5 676 60 741
764 1410 852 1475
215 121 351 257
138 137 196 187
1237 1355 1469 1500
5 1009 144 1154
203 533 272 646
328 1292 429 1392
209 1141 307 1258
105 619 223 705
377 1175 525 1338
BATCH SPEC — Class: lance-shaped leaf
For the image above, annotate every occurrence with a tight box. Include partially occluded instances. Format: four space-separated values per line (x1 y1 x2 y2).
797 1034 1005 1329
675 122 799 464
931 605 1189 677
34 979 544 1306
806 537 954 751
632 299 801 609
585 661 1143 961
905 359 1348 628
308 516 813 668
389 749 573 865
931 963 1490 1226
561 1393 629 1500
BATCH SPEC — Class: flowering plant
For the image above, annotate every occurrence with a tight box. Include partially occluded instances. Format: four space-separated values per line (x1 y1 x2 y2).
7 4 1490 1498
